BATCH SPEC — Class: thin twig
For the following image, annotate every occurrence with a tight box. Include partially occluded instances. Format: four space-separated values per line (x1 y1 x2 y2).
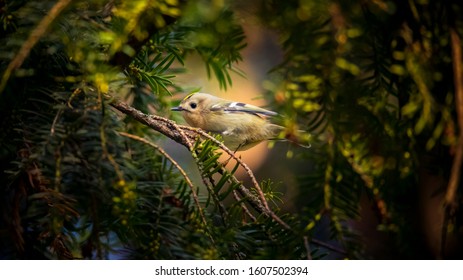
230 176 265 211
0 0 73 92
198 166 229 223
117 131 213 242
180 125 293 230
229 173 292 230
179 125 270 211
233 190 257 222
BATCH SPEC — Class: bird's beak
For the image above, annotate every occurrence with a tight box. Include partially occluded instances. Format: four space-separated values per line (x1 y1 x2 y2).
171 106 184 112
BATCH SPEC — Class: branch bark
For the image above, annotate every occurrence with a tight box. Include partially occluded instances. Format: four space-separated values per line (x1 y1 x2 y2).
110 100 194 148
445 28 463 210
441 28 463 259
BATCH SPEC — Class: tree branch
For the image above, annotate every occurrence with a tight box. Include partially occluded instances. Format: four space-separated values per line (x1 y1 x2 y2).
110 100 194 149
117 131 214 242
441 27 463 259
445 28 463 210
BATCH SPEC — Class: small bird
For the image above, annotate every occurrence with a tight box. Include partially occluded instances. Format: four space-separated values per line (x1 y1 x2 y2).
171 93 287 151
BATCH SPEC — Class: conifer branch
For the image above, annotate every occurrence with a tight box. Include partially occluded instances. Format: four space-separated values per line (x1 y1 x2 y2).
117 131 213 243
110 99 293 231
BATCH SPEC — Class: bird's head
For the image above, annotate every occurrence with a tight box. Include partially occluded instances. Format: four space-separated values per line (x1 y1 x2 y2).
171 93 216 127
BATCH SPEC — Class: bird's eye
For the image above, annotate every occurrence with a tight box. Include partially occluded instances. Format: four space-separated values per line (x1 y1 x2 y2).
190 102 197 109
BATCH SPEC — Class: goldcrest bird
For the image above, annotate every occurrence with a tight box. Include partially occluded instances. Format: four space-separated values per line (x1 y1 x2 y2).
171 93 286 151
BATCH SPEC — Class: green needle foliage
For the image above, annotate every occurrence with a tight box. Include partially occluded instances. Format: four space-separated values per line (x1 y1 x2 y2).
259 0 463 258
1 0 463 260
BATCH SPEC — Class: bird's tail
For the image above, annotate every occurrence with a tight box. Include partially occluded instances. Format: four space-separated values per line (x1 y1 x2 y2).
268 124 311 149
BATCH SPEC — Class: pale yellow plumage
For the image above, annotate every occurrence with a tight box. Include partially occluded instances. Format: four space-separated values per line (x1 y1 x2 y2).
171 93 284 151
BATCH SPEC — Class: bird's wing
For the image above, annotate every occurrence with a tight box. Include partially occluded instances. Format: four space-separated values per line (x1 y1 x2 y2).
210 101 278 117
